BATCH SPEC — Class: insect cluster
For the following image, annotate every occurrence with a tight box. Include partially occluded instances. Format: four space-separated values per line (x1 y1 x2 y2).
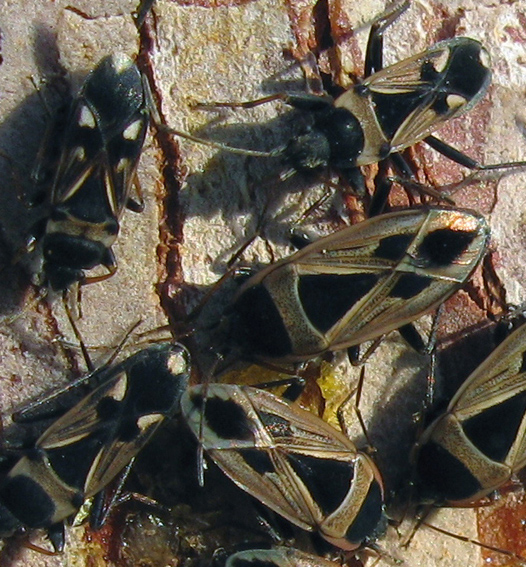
2 1 526 567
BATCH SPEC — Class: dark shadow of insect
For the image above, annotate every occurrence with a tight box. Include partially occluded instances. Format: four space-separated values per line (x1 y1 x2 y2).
0 24 70 318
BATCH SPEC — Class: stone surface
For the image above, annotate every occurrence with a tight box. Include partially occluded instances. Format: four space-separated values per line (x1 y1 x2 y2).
0 0 526 566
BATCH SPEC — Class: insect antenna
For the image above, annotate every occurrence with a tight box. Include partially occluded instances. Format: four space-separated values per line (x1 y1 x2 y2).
12 319 142 424
193 93 288 111
23 540 59 556
418 520 526 565
62 291 93 371
158 123 284 159
101 319 143 367
0 286 49 326
337 366 374 450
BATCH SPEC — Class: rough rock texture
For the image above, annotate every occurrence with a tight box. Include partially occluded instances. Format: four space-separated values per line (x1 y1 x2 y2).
0 0 526 566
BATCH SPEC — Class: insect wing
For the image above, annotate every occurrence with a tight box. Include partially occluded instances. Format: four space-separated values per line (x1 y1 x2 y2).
339 38 491 152
181 385 384 549
319 208 488 348
226 547 337 567
36 343 190 498
51 54 149 222
235 208 489 356
442 322 526 474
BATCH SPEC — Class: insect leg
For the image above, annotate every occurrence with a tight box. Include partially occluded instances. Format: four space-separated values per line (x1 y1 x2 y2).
24 538 62 556
63 292 93 371
133 0 156 27
46 522 65 553
250 376 306 402
81 252 117 286
347 336 384 366
425 134 526 172
399 304 443 357
398 324 427 354
88 458 136 530
225 197 274 268
368 164 396 217
364 0 410 77
339 166 367 198
337 366 374 450
370 152 454 216
126 173 145 213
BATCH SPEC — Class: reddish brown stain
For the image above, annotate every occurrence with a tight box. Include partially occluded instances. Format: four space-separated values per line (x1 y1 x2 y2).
504 25 526 43
83 506 129 566
137 16 187 325
477 489 526 566
286 0 323 60
518 12 526 36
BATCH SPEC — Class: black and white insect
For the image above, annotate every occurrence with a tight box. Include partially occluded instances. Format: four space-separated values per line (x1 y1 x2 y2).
226 207 490 364
195 0 526 215
26 52 151 292
224 547 338 567
413 320 526 506
181 383 387 552
0 342 190 551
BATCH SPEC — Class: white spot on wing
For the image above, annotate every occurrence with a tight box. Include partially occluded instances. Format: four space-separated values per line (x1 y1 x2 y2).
116 157 129 172
78 106 96 128
446 94 467 110
137 413 163 432
479 47 491 70
111 53 134 75
167 351 189 376
106 374 128 401
73 146 86 162
431 49 450 74
122 119 143 141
